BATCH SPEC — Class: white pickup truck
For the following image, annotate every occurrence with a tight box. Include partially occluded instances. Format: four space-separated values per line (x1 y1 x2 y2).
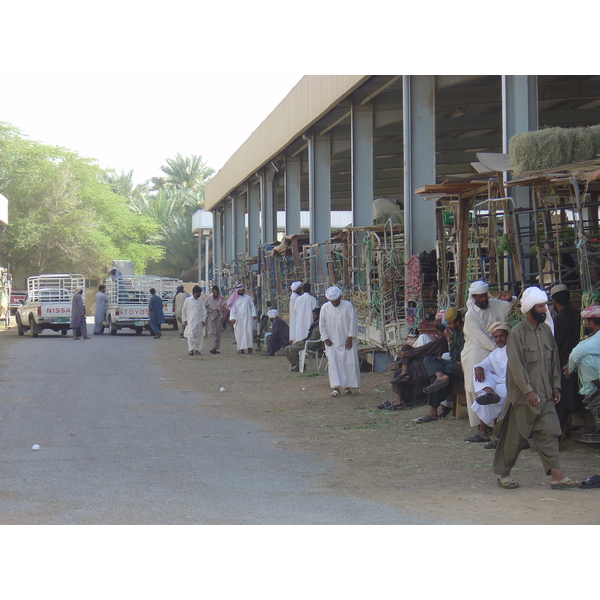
105 274 180 335
15 274 85 337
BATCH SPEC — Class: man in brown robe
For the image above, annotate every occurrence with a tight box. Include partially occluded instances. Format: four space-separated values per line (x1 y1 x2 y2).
493 286 578 490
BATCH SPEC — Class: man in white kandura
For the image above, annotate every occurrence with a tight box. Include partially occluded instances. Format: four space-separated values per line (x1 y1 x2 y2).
319 286 360 397
229 283 257 354
294 282 318 342
289 281 302 343
182 285 206 356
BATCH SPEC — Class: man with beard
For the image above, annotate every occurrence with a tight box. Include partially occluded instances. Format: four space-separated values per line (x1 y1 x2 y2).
493 286 578 490
204 285 227 354
564 305 600 415
461 281 515 431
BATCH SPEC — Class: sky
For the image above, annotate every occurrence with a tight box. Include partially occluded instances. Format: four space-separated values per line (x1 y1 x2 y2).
2 2 587 188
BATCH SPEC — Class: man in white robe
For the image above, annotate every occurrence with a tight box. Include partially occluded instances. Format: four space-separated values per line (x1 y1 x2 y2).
182 285 206 355
289 281 302 343
461 280 515 428
469 322 510 444
319 286 360 397
229 283 257 354
294 282 318 342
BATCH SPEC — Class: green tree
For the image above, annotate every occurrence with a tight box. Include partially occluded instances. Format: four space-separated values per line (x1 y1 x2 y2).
0 123 163 281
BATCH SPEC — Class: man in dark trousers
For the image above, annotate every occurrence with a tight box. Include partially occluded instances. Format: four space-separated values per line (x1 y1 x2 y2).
550 283 583 430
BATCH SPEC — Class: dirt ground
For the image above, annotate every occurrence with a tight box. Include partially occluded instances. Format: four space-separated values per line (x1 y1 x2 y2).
159 325 600 525
2 316 598 525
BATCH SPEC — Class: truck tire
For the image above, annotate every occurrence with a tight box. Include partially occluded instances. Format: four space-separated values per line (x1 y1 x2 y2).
109 316 117 336
135 327 143 335
16 315 25 336
61 328 68 335
29 315 39 337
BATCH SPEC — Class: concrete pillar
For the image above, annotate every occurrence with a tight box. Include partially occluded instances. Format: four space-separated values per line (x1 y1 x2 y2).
223 199 233 264
247 182 260 268
351 98 374 227
285 155 301 236
307 131 331 284
502 75 538 207
260 169 277 244
403 75 436 259
232 193 246 258
212 210 223 289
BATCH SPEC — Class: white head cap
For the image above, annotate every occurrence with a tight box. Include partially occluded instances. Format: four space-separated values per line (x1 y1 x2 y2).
325 286 343 301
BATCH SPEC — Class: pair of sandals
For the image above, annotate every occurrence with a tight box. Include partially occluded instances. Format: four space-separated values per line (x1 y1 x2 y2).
331 388 352 397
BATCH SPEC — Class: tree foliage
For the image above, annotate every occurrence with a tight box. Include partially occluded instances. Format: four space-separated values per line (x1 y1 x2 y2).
0 123 163 282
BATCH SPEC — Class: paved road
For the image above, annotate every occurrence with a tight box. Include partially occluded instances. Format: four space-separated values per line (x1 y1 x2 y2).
0 326 451 524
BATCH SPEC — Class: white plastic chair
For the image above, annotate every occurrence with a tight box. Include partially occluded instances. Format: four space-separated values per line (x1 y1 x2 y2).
299 339 328 373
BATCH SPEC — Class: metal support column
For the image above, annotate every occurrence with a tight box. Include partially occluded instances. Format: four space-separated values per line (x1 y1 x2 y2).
308 131 331 284
223 199 233 264
351 98 373 227
247 182 260 269
260 168 277 244
232 193 246 258
212 209 223 289
403 75 436 260
285 155 301 236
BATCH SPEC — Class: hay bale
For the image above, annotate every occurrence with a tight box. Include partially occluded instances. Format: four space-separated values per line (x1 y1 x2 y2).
508 125 600 174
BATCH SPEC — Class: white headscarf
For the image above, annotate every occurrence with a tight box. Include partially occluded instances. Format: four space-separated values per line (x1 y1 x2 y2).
267 309 279 319
469 280 489 295
290 282 302 292
520 286 548 314
325 286 342 301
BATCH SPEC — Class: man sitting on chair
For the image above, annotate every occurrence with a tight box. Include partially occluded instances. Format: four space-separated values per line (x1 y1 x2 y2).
467 321 510 445
284 308 321 372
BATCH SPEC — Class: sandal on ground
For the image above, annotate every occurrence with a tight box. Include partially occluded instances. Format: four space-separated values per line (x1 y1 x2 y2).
465 433 490 443
411 415 438 424
377 400 393 409
439 406 452 419
498 476 519 489
330 389 341 397
579 474 600 489
484 438 499 449
551 477 579 490
238 350 245 354
344 387 352 395
194 350 201 355
189 351 194 356
385 403 405 411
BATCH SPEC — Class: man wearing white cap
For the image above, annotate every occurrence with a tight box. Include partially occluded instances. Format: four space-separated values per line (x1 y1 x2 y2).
182 285 206 356
229 283 257 354
262 309 290 356
319 286 359 397
461 280 515 429
289 282 302 343
493 286 578 489
467 321 510 445
564 305 600 413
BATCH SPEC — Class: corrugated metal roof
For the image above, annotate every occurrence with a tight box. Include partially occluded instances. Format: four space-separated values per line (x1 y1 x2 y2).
204 75 370 211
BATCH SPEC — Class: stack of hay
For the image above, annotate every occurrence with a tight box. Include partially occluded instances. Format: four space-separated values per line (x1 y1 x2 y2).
508 125 600 174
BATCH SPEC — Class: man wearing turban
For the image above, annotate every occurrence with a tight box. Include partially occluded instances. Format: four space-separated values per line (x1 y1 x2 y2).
493 286 578 489
319 286 360 397
261 309 290 356
293 282 318 343
461 281 515 430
